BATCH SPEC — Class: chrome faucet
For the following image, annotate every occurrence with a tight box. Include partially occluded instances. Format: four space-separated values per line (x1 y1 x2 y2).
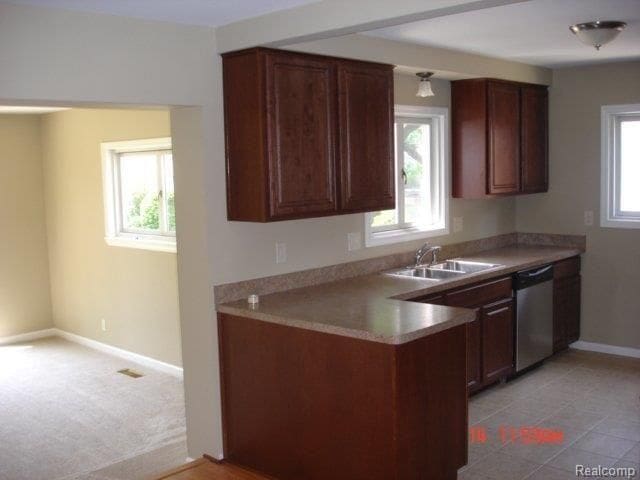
414 243 441 267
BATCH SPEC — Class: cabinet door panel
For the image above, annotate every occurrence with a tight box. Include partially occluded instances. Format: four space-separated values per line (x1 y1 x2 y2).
521 86 548 193
553 274 581 350
266 52 337 218
338 63 394 212
553 278 569 353
565 275 581 344
487 82 520 195
466 312 482 392
482 299 514 383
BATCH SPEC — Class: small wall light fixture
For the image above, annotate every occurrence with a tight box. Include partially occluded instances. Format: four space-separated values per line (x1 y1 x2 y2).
416 72 435 97
569 21 627 50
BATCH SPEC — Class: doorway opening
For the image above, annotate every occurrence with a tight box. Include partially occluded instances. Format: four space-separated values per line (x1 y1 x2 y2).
0 105 188 480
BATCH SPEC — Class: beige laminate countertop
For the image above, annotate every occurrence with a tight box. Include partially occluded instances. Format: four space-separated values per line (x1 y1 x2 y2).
217 245 582 345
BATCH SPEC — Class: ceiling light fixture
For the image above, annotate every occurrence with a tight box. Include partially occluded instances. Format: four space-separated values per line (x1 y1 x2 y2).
569 21 627 50
416 72 435 97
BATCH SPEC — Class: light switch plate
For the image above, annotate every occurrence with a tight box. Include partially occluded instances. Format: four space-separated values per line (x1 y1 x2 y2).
275 242 287 264
453 217 463 233
347 232 362 251
584 210 594 226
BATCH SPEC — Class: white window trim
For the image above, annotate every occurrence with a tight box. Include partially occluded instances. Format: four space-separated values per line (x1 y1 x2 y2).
101 137 177 253
365 105 450 247
601 104 640 229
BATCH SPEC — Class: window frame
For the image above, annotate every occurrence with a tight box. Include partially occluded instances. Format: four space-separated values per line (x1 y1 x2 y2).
101 137 177 253
601 104 640 229
365 105 450 247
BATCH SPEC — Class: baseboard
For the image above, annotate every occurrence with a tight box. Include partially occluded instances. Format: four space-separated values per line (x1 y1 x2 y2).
0 328 57 345
571 340 640 359
53 329 184 378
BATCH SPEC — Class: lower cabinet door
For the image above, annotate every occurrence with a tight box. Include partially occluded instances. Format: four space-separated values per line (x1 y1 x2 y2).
565 275 581 344
553 280 569 352
466 310 482 392
481 298 514 384
553 274 581 349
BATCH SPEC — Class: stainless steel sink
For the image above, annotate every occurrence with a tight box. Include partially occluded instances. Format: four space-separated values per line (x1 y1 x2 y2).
429 260 501 273
389 267 466 280
386 259 502 281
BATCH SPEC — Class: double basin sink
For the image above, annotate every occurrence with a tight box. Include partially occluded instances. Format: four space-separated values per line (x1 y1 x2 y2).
387 260 502 281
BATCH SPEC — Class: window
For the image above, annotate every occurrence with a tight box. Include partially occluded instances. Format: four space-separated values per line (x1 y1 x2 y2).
101 138 176 252
365 106 449 246
601 104 640 229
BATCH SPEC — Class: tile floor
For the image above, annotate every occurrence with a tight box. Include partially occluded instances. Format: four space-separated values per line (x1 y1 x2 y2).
459 349 640 479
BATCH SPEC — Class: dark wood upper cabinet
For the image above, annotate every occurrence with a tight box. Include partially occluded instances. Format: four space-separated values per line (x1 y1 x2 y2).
265 52 337 218
487 81 521 194
520 85 549 193
222 48 395 222
337 62 395 212
452 78 548 198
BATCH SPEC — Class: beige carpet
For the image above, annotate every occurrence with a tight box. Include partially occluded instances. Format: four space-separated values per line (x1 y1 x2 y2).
0 337 188 480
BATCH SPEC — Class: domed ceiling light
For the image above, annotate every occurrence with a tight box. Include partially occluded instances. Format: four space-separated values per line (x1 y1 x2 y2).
416 72 435 97
569 21 627 50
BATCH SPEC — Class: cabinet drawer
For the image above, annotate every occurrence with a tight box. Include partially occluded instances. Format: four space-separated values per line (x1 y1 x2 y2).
446 277 512 308
554 257 580 279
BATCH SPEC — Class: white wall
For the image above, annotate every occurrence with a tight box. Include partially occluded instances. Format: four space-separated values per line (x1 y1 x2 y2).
41 108 182 366
0 2 524 459
0 2 223 457
0 115 52 337
516 61 640 350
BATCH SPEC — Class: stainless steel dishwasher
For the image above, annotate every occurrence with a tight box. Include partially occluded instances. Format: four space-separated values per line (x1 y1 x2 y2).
514 264 554 372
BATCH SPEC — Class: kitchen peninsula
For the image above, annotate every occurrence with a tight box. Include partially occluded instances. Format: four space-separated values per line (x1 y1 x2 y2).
217 244 583 480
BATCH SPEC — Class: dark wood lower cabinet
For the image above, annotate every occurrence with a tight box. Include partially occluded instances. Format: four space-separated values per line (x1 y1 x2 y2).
481 299 515 383
416 258 581 392
416 276 514 393
553 257 581 352
218 313 467 480
466 312 482 391
554 274 581 351
565 276 581 343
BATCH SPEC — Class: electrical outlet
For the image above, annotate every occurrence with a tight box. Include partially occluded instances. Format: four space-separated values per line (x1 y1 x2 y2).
101 318 107 332
275 242 287 264
347 232 362 251
584 210 594 226
453 217 463 233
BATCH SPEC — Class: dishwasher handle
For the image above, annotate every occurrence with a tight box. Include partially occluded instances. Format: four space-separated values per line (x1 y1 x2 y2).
514 264 554 289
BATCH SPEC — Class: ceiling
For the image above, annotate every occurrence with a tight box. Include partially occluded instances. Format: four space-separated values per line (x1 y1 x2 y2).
1 0 318 27
366 0 640 67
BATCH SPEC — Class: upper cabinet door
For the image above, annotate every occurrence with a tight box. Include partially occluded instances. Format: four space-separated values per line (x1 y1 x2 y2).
487 82 521 195
265 52 338 219
520 86 549 193
337 62 395 212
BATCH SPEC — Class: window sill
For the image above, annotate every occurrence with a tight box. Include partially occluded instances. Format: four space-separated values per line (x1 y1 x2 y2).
600 217 640 229
365 226 449 247
105 236 177 253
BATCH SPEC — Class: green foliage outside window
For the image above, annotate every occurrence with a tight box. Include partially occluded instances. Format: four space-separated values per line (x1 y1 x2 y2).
128 191 160 230
127 191 176 232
